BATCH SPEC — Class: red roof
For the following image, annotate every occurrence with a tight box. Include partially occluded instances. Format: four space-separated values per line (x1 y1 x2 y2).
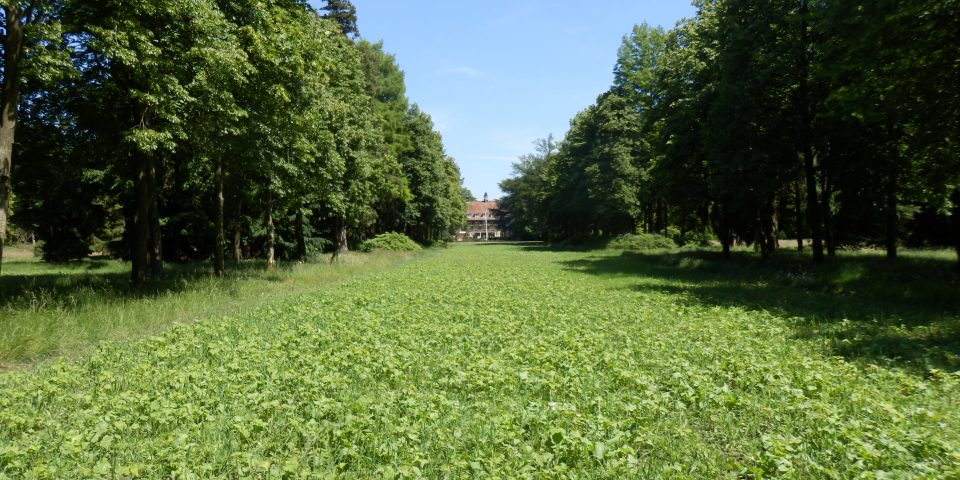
467 200 499 216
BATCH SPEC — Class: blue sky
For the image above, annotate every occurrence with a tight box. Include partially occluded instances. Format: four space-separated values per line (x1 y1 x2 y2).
316 1 697 199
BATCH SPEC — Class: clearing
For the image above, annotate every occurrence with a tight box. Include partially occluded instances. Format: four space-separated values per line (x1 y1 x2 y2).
1 244 958 478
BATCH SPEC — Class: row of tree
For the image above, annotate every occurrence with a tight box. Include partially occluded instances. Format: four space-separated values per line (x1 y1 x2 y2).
1 0 467 285
501 0 959 264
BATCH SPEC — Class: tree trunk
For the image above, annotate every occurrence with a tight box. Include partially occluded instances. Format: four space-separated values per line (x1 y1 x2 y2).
798 0 823 262
759 195 778 260
330 216 348 264
147 159 162 278
131 151 151 287
214 157 225 276
720 202 731 258
233 198 242 263
265 183 275 272
951 188 960 270
794 176 803 252
335 216 349 254
295 207 307 261
0 5 26 277
885 163 898 260
821 173 836 257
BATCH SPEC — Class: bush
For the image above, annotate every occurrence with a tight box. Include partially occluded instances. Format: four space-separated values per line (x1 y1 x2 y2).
359 232 422 252
678 230 715 247
608 233 678 251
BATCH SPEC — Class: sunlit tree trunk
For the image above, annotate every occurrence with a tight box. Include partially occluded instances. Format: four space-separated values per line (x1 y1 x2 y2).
265 182 275 272
335 216 349 254
214 157 225 276
233 199 242 263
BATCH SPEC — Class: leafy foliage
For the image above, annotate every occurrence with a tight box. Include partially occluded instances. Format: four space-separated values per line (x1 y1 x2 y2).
5 0 465 281
359 232 421 252
608 233 677 251
501 0 960 266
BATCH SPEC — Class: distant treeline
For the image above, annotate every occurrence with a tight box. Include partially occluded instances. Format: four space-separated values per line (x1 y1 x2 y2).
500 0 959 264
0 0 467 285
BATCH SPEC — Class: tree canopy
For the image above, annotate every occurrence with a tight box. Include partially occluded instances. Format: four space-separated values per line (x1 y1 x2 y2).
501 0 960 266
4 0 467 284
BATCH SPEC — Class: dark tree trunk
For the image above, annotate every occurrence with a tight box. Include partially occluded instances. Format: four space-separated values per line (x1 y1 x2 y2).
951 188 960 270
821 174 836 257
295 207 307 261
131 151 151 287
720 202 732 258
0 5 27 277
147 155 162 278
265 183 276 272
233 198 242 263
214 157 225 276
798 0 823 262
885 163 898 260
794 176 804 252
759 195 778 259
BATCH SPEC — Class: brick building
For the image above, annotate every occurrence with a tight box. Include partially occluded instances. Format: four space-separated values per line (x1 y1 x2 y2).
458 193 509 241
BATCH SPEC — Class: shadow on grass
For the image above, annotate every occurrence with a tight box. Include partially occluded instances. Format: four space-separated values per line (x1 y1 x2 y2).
0 260 289 312
560 249 960 374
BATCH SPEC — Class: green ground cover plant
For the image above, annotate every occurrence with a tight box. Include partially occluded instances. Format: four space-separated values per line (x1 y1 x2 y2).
1 244 958 478
0 251 419 369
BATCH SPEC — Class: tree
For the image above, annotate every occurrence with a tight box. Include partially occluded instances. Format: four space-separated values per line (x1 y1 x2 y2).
0 0 67 274
71 0 247 285
320 0 358 38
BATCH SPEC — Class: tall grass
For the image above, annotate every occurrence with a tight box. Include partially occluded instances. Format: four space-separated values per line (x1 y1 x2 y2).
0 250 419 369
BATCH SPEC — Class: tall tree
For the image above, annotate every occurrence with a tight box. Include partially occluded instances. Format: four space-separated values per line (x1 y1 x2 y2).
72 0 246 285
0 0 66 274
320 0 358 38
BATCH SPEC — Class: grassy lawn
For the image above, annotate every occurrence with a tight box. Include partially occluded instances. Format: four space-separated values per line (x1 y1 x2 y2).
1 244 958 477
0 248 421 369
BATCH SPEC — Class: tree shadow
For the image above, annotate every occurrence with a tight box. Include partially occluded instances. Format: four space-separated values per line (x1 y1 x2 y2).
559 250 960 374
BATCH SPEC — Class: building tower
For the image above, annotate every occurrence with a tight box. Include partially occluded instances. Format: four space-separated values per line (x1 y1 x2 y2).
482 192 489 241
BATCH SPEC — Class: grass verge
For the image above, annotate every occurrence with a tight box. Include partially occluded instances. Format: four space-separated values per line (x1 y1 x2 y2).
0 250 420 369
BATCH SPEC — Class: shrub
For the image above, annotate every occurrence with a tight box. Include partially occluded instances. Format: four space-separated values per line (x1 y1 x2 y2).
678 230 715 247
608 233 678 251
359 232 422 252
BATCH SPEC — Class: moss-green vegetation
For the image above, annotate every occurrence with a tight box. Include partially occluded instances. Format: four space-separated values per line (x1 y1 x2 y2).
608 233 678 250
0 251 419 369
358 232 422 252
1 245 958 477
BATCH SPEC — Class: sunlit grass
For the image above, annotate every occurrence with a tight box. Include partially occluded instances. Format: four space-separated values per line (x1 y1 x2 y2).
0 250 420 369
